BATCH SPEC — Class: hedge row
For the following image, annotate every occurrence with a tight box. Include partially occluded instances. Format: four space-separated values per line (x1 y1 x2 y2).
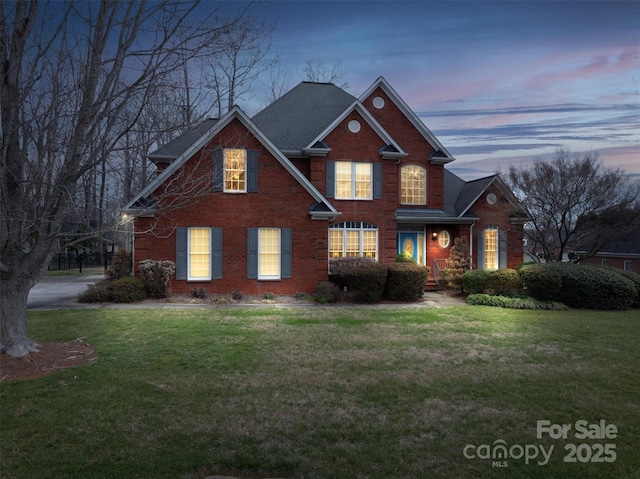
462 263 639 310
466 294 568 310
337 263 430 303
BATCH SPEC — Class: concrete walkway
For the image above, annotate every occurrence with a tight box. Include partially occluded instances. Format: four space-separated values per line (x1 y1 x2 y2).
27 275 467 310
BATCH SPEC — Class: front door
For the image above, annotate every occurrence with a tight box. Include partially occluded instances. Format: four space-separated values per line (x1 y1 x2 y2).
398 232 424 264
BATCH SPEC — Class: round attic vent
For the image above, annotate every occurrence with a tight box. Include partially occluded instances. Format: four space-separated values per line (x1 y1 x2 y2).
486 193 497 205
373 96 385 109
348 120 361 133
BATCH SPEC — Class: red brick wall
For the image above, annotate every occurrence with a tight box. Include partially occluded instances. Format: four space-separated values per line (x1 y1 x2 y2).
470 184 525 269
360 87 445 209
134 118 330 295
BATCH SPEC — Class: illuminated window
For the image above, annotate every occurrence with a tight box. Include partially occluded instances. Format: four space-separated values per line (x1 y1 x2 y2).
485 226 498 270
189 228 210 280
224 148 246 192
438 230 450 248
401 165 426 204
335 161 372 199
328 222 378 259
259 229 280 279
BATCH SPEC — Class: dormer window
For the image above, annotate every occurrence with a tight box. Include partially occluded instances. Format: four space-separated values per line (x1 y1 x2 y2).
401 165 426 205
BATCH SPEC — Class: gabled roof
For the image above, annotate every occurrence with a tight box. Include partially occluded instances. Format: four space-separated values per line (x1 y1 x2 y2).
397 170 529 224
452 171 529 221
304 101 407 159
359 77 455 164
252 82 356 152
123 106 339 219
148 118 219 162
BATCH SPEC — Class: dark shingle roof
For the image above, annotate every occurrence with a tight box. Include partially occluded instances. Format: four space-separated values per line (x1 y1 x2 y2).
148 118 219 162
252 82 356 151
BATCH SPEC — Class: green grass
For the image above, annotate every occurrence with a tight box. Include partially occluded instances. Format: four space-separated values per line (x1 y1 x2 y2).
1 306 639 479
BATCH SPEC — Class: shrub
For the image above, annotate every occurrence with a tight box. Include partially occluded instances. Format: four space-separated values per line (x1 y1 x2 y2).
313 281 342 303
598 267 640 308
543 262 636 310
395 251 417 263
138 260 176 299
462 269 490 294
106 249 132 280
78 282 111 303
444 237 470 290
486 269 522 295
78 277 146 303
384 263 429 301
190 287 207 299
519 264 563 301
107 277 147 303
329 256 376 275
232 290 243 301
466 293 567 310
344 263 388 303
329 256 376 289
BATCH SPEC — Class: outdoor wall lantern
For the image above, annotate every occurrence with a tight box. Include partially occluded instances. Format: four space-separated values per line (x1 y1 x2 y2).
431 231 438 241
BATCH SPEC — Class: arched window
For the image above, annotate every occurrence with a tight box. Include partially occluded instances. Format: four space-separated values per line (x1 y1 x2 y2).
401 165 426 205
329 222 378 260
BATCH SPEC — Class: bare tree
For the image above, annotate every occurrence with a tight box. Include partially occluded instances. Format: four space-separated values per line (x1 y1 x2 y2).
504 148 640 263
204 11 276 117
301 58 349 88
0 1 253 356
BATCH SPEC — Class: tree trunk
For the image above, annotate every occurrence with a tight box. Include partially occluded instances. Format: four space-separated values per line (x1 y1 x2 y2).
0 276 39 357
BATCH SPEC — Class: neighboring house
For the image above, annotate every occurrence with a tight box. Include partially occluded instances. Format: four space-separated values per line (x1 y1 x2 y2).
575 239 640 273
124 77 528 294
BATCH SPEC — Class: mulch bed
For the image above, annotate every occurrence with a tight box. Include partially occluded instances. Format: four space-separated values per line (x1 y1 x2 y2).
0 339 97 382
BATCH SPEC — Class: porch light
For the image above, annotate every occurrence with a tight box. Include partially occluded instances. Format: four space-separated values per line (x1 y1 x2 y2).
431 231 438 241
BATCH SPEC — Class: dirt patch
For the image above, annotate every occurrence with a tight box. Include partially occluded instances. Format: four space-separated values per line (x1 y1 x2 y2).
0 339 96 382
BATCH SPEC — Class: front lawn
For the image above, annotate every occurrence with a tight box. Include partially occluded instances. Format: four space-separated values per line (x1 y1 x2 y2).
1 307 639 478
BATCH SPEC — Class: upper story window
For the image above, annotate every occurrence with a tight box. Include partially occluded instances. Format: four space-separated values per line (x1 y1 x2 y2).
213 148 257 193
335 161 372 199
401 165 426 205
224 148 246 192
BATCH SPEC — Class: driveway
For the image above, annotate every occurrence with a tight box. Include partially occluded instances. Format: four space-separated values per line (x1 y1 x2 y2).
27 274 104 310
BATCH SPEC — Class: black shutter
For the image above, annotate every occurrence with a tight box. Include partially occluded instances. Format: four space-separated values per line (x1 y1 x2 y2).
326 161 335 199
176 227 187 280
247 228 258 279
211 227 223 279
281 228 292 279
213 148 224 192
373 163 383 199
247 150 258 192
499 230 508 269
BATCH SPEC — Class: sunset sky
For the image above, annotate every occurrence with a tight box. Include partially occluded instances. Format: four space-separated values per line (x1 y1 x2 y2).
249 1 639 179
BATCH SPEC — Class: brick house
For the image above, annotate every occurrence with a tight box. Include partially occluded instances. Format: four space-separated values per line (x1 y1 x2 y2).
124 77 528 294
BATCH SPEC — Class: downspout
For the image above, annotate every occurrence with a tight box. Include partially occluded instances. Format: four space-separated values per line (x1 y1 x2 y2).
469 221 475 270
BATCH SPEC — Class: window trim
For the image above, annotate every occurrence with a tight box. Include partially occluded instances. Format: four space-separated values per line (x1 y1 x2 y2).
335 161 373 200
400 164 427 205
